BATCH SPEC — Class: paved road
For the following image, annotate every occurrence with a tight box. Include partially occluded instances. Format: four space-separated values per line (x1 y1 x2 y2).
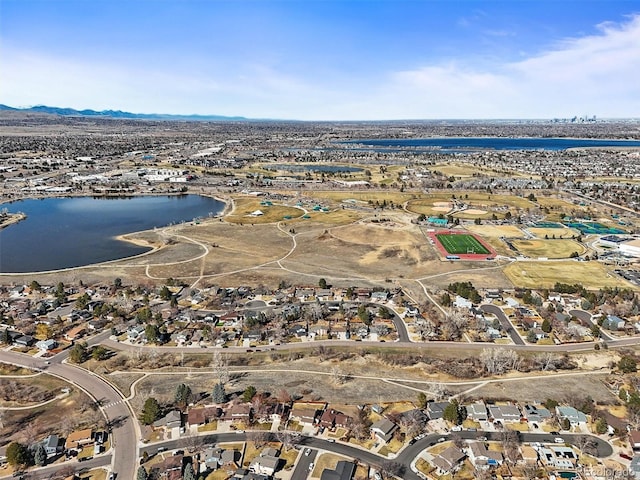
291 448 317 480
481 304 524 345
139 430 612 480
0 339 137 480
0 455 112 480
569 309 613 342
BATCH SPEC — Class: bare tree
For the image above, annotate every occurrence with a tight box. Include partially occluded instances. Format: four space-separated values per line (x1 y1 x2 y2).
379 460 404 479
211 351 230 385
247 430 270 449
520 464 539 480
276 431 301 451
533 352 560 371
500 430 521 464
480 348 521 375
331 366 348 385
184 429 205 453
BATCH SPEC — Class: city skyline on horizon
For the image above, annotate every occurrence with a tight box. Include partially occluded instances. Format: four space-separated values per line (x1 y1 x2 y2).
2 0 639 121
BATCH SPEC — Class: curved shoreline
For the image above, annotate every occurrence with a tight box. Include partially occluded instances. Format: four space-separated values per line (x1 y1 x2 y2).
0 193 229 276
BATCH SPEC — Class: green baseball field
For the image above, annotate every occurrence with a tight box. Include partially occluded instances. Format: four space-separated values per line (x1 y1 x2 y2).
435 233 490 255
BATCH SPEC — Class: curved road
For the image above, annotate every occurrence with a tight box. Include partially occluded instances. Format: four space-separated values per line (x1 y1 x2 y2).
139 430 612 480
480 304 524 345
0 333 137 480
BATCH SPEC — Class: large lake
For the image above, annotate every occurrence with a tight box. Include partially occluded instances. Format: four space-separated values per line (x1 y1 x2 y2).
344 137 640 152
0 195 225 273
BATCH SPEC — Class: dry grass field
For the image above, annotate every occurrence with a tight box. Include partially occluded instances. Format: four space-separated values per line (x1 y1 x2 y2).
225 197 304 224
510 239 586 259
503 260 631 289
465 373 616 404
527 226 581 238
467 225 524 238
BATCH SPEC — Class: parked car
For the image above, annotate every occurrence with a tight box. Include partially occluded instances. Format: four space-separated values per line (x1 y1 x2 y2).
554 437 565 444
305 448 312 456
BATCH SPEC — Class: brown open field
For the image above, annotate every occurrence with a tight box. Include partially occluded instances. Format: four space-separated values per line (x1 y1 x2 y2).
312 190 421 205
0 376 98 450
510 239 586 259
503 261 633 289
464 373 616 404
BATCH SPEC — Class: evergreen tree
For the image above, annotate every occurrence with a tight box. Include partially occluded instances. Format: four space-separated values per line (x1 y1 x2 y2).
69 342 88 363
137 466 149 480
174 383 192 409
33 443 47 466
6 442 31 467
212 383 227 404
141 397 161 425
541 318 552 333
243 385 257 403
145 324 160 344
183 462 196 480
1 328 9 345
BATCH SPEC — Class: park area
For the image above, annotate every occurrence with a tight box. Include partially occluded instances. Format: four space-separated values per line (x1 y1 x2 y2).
428 230 496 260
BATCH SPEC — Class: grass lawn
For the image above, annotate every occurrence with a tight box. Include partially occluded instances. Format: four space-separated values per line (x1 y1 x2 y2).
204 471 230 480
378 437 403 456
436 233 490 255
279 447 299 469
78 468 107 480
511 239 586 259
503 261 631 289
312 452 348 477
198 421 218 432
415 458 434 476
506 422 530 432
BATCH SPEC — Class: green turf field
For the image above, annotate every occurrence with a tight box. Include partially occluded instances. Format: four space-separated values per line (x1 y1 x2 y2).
435 233 490 255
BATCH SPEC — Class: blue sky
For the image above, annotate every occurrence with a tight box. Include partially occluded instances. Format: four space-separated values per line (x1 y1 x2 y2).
1 0 639 120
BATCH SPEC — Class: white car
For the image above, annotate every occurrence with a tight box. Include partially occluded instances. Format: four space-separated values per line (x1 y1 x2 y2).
554 437 565 444
309 462 315 471
304 448 312 456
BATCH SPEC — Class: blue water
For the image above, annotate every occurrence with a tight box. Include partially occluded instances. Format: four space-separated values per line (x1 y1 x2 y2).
267 164 363 173
0 195 225 272
343 137 640 152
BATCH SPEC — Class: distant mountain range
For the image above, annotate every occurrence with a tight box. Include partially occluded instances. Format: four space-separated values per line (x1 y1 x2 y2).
0 104 248 121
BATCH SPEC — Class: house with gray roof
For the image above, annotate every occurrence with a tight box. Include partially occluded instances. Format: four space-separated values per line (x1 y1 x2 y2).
523 404 551 423
370 418 398 443
431 445 466 475
320 461 356 480
467 402 488 421
556 406 588 426
488 404 522 423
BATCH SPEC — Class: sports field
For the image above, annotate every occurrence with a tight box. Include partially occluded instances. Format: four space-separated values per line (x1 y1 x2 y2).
435 233 490 255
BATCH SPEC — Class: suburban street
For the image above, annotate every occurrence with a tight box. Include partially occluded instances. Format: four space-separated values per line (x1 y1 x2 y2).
480 304 525 345
0 313 631 480
569 309 614 342
0 341 137 480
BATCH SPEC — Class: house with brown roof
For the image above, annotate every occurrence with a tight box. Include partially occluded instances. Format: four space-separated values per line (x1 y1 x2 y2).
187 406 222 427
160 454 183 480
630 430 640 450
290 402 325 426
64 325 87 341
319 409 352 430
64 428 93 450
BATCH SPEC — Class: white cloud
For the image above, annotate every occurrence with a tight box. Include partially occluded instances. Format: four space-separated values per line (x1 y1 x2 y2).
2 14 639 119
373 14 640 119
